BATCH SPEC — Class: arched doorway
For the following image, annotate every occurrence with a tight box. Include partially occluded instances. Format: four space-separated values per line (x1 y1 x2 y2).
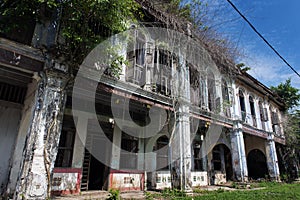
247 149 268 179
211 144 233 182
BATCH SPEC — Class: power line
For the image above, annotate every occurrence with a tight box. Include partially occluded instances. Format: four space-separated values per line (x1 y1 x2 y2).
226 0 300 79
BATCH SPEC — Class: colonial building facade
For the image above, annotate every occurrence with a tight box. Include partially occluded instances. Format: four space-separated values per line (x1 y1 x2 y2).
0 1 285 199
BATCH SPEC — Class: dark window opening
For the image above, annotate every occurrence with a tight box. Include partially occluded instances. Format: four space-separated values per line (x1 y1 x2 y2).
155 136 169 170
154 50 172 96
54 117 76 168
239 90 246 121
207 72 216 112
258 101 266 130
193 141 204 171
0 82 27 104
249 96 256 127
221 79 229 103
120 132 138 169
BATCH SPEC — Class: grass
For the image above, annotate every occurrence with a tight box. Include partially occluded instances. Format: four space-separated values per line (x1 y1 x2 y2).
193 183 300 200
146 182 300 200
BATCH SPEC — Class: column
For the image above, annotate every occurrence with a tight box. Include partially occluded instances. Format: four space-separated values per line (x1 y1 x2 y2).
170 50 192 191
71 113 89 168
265 133 280 181
230 121 248 182
110 125 122 170
15 67 69 200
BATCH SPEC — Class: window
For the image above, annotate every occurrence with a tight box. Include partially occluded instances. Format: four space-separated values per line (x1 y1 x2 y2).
249 96 256 127
221 79 229 103
258 101 266 130
126 33 146 85
120 132 138 169
0 82 27 104
193 141 204 171
156 136 169 170
271 110 281 135
55 130 75 167
154 50 172 95
207 71 216 112
239 90 246 121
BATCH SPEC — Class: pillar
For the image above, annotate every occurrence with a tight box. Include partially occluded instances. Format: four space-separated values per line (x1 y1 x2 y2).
110 125 122 169
170 49 192 191
230 121 248 182
15 66 69 199
71 113 89 168
265 133 280 181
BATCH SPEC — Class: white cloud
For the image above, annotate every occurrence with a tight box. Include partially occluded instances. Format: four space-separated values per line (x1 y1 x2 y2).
241 52 300 88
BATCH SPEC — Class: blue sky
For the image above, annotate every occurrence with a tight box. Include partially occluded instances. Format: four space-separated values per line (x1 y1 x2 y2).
200 0 300 89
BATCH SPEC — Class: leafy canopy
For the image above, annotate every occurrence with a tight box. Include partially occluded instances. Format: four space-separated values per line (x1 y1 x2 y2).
270 78 300 112
0 0 140 67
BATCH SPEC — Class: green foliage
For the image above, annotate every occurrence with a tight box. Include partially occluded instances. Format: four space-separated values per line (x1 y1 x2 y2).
161 188 187 198
107 188 120 200
270 78 300 111
236 63 251 72
281 110 300 181
192 183 300 200
0 0 140 68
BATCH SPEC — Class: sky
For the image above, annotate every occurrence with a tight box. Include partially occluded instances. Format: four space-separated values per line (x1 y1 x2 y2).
200 0 300 89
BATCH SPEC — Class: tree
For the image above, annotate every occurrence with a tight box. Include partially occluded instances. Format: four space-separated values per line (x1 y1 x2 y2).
271 79 300 181
270 78 300 112
0 0 140 68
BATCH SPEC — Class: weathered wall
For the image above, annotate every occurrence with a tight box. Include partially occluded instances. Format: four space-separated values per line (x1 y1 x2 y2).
7 80 38 194
0 103 22 194
15 69 69 200
244 134 266 156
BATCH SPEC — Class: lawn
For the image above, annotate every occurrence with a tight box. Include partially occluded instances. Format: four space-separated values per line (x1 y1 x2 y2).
193 183 300 200
146 182 300 200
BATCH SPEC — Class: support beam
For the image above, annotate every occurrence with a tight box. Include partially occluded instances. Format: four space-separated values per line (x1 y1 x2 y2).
110 125 122 170
15 68 69 200
230 121 248 182
265 133 280 181
170 50 192 191
72 114 89 168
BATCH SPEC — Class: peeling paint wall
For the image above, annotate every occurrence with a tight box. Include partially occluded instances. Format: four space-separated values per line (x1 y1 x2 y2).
244 134 266 156
51 168 81 195
109 172 144 191
190 172 208 187
15 69 69 200
155 171 172 189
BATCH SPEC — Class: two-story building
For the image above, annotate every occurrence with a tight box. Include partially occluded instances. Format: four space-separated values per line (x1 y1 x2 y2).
0 0 285 199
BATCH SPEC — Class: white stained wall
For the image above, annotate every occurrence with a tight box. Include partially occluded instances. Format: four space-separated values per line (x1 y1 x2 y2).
0 103 22 194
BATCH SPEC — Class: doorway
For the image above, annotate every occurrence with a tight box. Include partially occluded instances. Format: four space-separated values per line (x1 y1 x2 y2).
247 149 268 180
81 120 112 191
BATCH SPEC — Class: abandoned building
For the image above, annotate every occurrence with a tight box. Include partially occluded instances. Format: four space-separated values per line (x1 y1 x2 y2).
0 0 286 199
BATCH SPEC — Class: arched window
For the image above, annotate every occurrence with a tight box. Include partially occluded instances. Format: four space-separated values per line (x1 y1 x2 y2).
239 90 246 121
222 79 230 117
249 96 256 127
221 79 229 103
258 101 266 130
207 70 216 111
